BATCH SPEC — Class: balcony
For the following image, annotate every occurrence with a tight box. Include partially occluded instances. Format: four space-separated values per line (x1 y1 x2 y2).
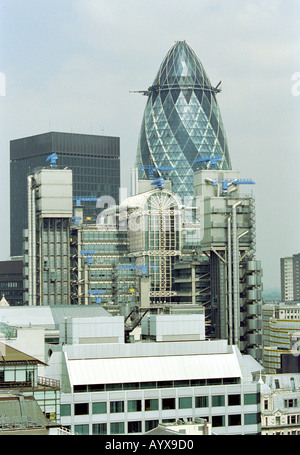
37 376 60 390
0 376 60 391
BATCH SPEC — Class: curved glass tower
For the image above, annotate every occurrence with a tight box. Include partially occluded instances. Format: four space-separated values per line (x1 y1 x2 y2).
135 40 232 201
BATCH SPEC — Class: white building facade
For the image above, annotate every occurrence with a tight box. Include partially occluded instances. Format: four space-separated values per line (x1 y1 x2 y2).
259 373 300 435
44 315 262 436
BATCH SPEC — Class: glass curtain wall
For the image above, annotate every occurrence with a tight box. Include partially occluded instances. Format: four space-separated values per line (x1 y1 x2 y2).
135 40 231 201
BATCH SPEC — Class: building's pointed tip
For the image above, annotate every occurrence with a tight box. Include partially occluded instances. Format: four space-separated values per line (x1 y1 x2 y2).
152 39 211 90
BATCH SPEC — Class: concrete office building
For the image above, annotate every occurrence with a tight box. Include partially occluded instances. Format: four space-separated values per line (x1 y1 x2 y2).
281 254 300 301
294 254 300 300
23 167 73 306
281 257 294 301
262 302 300 373
44 315 262 436
10 131 120 257
193 169 263 361
0 305 262 435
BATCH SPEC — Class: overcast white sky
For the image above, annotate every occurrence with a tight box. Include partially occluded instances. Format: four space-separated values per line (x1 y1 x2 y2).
0 0 300 291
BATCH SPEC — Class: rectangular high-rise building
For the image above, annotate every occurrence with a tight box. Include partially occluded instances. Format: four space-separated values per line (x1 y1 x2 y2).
10 131 120 257
280 257 294 301
293 253 300 300
280 253 300 301
193 169 263 362
24 167 73 306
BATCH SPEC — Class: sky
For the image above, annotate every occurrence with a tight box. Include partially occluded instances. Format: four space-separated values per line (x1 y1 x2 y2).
0 0 300 291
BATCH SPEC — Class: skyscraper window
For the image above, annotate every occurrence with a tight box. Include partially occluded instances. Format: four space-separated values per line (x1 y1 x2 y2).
10 131 120 256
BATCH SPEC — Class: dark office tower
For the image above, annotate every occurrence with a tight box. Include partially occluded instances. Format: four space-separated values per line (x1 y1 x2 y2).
135 40 231 201
10 132 120 257
0 260 24 306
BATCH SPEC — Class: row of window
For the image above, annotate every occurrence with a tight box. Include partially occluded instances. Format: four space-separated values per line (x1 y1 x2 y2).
73 377 241 393
0 368 35 383
73 167 119 175
281 313 300 319
263 377 297 391
264 414 300 427
0 281 23 288
76 176 119 185
67 412 261 436
81 244 127 252
73 419 158 435
265 430 300 435
82 231 127 240
61 155 119 163
0 290 23 297
210 413 260 427
61 393 260 417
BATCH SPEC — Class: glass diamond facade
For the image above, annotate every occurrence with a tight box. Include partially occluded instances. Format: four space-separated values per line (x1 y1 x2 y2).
135 41 232 202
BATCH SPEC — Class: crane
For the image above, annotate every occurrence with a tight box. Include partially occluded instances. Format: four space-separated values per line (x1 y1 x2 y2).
206 177 255 195
195 154 222 169
72 216 82 226
140 164 175 179
73 196 99 206
221 178 255 194
140 164 177 190
88 289 105 304
80 250 95 264
151 177 165 190
46 153 58 167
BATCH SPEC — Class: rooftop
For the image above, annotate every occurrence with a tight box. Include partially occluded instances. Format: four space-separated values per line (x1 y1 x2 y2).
0 341 46 365
0 393 48 433
0 305 111 329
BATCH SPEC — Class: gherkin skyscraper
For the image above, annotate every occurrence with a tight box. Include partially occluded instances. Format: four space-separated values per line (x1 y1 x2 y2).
135 40 232 201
